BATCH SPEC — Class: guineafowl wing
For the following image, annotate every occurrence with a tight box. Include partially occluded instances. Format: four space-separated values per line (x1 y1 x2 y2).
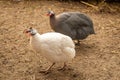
63 12 95 34
54 22 77 39
64 13 91 27
61 35 75 59
61 35 75 48
56 12 71 22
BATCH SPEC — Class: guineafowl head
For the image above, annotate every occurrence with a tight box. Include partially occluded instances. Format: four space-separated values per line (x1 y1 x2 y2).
47 10 55 17
24 27 37 36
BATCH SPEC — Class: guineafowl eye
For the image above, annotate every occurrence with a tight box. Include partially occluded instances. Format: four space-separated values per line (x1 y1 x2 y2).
47 10 55 16
29 28 37 35
25 27 37 36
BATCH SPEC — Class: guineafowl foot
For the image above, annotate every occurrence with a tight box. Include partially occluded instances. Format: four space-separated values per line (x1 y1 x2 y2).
75 43 80 46
39 63 55 74
58 66 74 71
58 67 73 71
58 63 67 71
75 40 80 46
39 70 51 74
58 67 66 71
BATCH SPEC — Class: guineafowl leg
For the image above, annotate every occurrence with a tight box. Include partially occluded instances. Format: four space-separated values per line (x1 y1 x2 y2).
58 62 67 71
75 40 80 46
40 62 55 74
47 62 55 71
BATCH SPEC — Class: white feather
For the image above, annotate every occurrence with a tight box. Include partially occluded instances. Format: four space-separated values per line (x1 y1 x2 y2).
30 32 75 63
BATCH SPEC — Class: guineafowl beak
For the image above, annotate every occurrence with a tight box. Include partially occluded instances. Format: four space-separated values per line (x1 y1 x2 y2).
23 29 28 34
24 27 37 37
23 29 32 37
46 13 51 16
46 11 54 16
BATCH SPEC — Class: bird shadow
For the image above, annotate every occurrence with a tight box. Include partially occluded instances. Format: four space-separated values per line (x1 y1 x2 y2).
75 42 96 55
36 67 86 80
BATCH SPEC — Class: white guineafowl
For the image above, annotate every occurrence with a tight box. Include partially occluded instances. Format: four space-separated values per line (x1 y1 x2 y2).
24 27 75 73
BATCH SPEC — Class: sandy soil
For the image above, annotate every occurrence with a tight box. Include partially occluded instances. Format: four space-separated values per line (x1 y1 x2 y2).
0 1 120 80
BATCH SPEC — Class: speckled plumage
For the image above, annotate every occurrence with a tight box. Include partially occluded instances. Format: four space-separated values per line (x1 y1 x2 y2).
48 11 95 44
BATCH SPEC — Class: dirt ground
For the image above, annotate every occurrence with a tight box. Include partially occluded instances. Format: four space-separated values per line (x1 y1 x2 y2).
0 1 120 80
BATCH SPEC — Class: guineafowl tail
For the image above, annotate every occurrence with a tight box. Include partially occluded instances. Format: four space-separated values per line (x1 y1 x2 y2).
90 29 95 34
75 28 88 40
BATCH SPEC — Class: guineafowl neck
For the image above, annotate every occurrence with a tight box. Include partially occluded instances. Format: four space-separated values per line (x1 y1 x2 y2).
30 33 42 52
30 33 41 41
50 16 56 29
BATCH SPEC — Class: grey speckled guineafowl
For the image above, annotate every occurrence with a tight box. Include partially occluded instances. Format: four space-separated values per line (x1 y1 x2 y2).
47 11 95 45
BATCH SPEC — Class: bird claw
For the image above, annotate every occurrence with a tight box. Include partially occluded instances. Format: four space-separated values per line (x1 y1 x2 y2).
75 40 80 46
58 67 73 71
75 43 80 46
58 68 66 71
39 70 51 74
